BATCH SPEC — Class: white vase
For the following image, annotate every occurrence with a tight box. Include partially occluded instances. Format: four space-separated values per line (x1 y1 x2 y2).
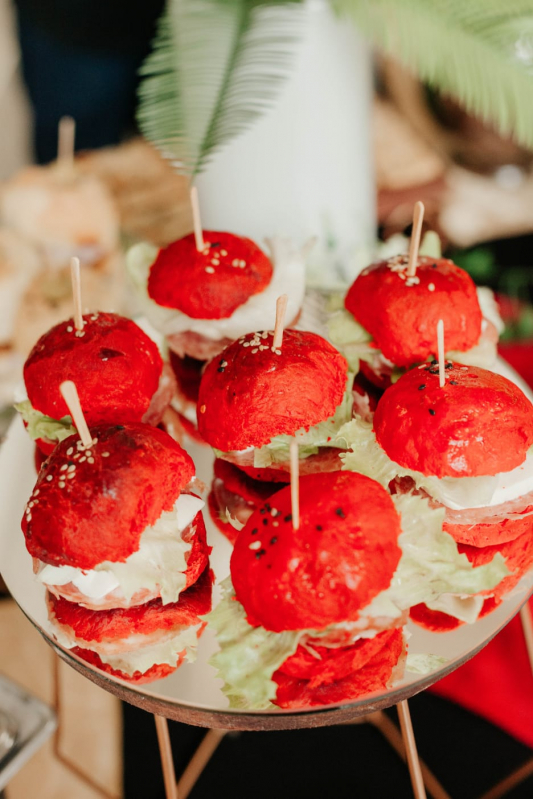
196 0 375 287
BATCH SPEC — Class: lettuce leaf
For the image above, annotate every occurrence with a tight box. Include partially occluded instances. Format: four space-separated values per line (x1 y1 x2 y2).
252 380 354 468
15 399 75 444
405 653 448 675
207 578 300 709
327 309 376 372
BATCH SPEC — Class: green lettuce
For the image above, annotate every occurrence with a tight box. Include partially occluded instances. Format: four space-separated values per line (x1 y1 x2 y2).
207 578 300 709
327 309 376 372
405 653 448 675
15 399 75 444
252 380 354 468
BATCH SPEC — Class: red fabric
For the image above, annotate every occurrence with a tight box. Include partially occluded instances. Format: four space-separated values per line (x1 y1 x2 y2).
430 341 533 747
374 363 533 478
148 231 273 318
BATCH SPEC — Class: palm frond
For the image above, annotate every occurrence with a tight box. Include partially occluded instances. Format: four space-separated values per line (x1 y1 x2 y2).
335 0 533 147
137 0 305 177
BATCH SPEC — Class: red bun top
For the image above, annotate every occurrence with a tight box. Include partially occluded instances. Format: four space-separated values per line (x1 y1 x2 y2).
345 256 482 367
48 567 213 643
24 313 163 424
374 363 533 477
23 423 194 569
231 472 401 632
197 329 348 451
147 231 273 319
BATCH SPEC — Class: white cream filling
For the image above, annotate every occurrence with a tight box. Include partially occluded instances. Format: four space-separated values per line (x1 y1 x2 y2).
126 237 306 341
52 621 202 677
38 494 204 603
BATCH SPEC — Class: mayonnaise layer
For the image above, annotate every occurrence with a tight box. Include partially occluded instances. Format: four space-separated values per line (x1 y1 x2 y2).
126 237 306 341
38 494 204 603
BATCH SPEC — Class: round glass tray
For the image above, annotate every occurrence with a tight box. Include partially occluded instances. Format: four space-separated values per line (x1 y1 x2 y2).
1 358 532 731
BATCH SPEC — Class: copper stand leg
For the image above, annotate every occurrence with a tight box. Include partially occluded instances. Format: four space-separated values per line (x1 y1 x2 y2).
176 729 227 799
520 603 533 675
154 715 178 799
366 712 452 799
52 652 120 799
397 700 428 799
477 757 533 799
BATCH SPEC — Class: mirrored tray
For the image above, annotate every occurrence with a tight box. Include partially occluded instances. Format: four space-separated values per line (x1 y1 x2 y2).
1 358 531 731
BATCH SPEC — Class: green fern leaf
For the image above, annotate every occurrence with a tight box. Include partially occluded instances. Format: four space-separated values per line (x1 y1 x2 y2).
137 0 305 177
334 0 533 147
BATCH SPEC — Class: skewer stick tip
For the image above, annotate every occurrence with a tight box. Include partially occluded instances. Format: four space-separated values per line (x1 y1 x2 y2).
437 319 445 388
57 116 75 169
59 381 92 449
190 186 204 252
407 201 425 278
70 256 83 331
290 440 300 530
272 294 288 351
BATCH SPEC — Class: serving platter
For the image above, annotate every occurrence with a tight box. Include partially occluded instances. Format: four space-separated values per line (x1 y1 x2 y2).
1 356 532 732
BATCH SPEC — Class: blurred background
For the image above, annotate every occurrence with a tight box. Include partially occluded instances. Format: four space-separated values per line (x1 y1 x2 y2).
1 0 533 797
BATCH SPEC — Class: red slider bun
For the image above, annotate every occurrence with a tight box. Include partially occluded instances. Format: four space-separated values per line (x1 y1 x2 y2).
48 567 213 684
231 472 402 632
148 232 273 319
345 256 482 367
197 329 348 452
22 423 194 570
208 459 286 543
272 627 404 708
374 363 533 478
24 312 163 427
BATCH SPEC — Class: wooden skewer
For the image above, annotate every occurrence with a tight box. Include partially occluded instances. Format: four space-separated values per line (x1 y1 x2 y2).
272 294 288 350
60 381 92 448
290 440 300 530
190 186 205 252
57 116 75 170
397 700 427 799
437 319 445 388
407 201 425 278
154 716 178 799
70 257 83 331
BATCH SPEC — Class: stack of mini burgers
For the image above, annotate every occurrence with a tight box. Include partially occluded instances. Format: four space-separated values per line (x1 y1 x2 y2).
22 406 212 684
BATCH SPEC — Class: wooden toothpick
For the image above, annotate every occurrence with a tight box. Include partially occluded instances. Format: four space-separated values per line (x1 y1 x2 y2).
70 257 83 331
290 440 300 530
57 116 75 171
60 381 92 448
190 186 205 252
272 294 288 351
437 319 445 388
407 201 425 278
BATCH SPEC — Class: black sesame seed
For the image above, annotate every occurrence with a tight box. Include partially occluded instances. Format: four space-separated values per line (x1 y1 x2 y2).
255 548 266 559
418 384 426 390
335 508 346 518
424 367 431 372
217 367 225 372
262 518 269 525
270 537 278 545
316 525 323 531
284 514 292 523
432 263 438 268
260 508 266 514
210 242 221 248
265 503 271 511
115 425 125 430
429 409 436 416
445 363 453 370
429 368 439 375
251 528 258 535
450 380 458 385
431 359 438 365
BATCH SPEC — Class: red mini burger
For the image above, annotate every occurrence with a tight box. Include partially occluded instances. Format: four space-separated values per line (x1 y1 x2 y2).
197 329 353 480
16 312 174 455
47 567 213 684
329 254 503 393
208 471 406 709
127 234 306 429
340 362 533 623
22 423 209 611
